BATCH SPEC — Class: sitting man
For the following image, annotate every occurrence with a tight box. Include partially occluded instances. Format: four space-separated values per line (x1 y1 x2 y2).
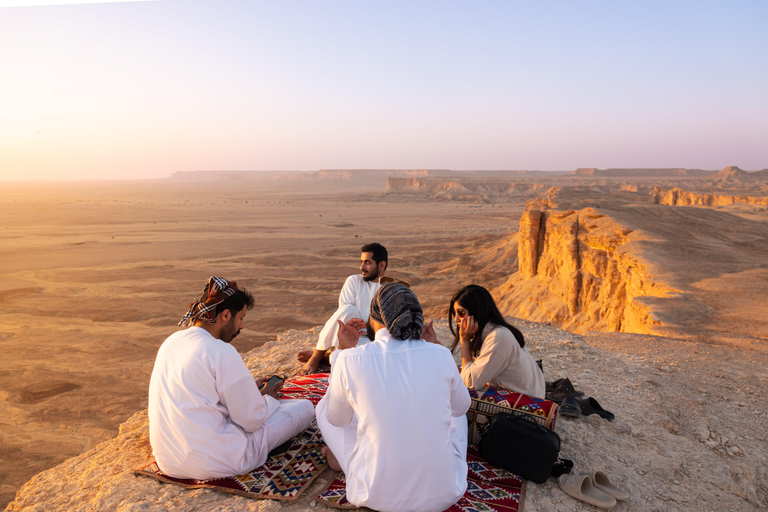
148 276 314 479
315 282 471 512
297 242 388 374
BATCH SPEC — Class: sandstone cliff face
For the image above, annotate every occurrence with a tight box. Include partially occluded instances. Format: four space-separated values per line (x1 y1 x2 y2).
496 208 673 335
652 187 768 207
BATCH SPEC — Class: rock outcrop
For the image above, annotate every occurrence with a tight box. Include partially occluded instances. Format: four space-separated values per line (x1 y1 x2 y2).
385 177 553 202
496 208 673 335
651 187 768 207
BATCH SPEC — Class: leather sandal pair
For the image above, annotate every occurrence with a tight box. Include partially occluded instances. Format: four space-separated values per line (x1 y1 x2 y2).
558 471 629 508
545 378 585 403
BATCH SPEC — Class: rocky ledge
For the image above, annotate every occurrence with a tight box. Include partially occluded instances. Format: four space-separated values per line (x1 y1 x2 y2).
7 321 768 512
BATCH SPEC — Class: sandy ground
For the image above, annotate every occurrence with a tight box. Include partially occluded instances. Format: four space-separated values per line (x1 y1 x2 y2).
0 178 521 508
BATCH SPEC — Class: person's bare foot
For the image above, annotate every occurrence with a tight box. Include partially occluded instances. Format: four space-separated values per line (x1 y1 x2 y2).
298 349 325 375
321 446 342 472
296 350 313 363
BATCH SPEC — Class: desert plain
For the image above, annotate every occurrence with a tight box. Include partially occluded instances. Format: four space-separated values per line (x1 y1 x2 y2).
2 168 768 511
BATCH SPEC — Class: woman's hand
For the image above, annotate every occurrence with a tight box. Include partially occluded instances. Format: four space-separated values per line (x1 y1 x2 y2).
458 315 478 344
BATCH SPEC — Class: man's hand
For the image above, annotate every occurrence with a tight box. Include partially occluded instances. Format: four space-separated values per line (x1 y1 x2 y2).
422 320 440 344
337 318 365 350
259 378 283 400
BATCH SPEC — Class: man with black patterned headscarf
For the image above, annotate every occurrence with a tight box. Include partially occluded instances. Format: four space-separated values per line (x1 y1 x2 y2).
314 283 471 512
148 277 314 480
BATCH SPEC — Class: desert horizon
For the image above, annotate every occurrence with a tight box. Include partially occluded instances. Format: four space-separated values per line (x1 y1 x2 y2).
3 168 768 510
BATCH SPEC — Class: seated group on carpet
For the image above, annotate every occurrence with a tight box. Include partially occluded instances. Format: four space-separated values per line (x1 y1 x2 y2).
147 243 544 512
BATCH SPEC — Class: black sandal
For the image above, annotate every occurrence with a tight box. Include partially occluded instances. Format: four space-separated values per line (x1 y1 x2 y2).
576 397 615 421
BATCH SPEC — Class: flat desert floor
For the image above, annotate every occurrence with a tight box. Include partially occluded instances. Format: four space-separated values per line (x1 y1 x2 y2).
0 178 521 508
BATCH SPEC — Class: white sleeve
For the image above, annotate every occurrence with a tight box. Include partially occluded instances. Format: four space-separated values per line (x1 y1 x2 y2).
324 353 355 427
338 275 358 308
217 355 280 432
448 353 471 417
460 328 513 390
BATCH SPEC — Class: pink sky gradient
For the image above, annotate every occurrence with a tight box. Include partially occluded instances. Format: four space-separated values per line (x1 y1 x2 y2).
1 1 766 180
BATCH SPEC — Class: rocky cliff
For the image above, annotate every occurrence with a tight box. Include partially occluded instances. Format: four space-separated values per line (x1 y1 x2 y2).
652 187 768 207
496 207 673 335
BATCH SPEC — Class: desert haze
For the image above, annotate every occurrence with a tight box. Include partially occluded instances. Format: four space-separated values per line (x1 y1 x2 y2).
2 168 768 511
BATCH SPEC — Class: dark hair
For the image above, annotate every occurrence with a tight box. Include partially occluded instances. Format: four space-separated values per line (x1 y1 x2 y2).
361 242 388 270
449 284 524 356
215 289 255 319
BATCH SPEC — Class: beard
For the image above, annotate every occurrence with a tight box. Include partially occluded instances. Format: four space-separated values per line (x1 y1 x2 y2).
362 267 380 282
221 317 241 343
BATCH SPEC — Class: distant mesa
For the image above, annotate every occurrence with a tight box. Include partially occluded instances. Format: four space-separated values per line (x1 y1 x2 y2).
574 168 714 177
166 169 568 184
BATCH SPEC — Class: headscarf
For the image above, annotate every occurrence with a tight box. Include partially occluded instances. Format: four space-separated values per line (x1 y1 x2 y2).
179 276 239 326
369 282 424 340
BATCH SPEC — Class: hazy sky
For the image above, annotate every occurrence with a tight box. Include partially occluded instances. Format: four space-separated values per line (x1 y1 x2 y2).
1 1 766 180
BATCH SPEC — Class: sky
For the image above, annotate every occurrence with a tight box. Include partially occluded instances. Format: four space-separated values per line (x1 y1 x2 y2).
1 0 767 180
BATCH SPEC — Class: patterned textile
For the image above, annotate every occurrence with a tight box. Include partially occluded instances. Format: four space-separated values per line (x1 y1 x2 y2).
179 276 239 326
316 446 526 511
467 386 558 444
134 373 330 500
465 445 524 488
281 373 330 406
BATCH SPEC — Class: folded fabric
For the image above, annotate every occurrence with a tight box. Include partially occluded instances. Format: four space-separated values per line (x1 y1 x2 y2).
558 474 616 509
590 470 629 501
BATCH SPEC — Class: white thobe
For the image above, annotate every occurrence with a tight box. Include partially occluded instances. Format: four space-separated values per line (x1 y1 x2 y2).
316 328 471 512
315 274 380 351
461 323 546 398
148 327 314 479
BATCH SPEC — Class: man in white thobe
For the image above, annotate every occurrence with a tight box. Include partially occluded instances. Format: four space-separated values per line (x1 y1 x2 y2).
298 242 388 374
315 283 471 512
149 276 314 479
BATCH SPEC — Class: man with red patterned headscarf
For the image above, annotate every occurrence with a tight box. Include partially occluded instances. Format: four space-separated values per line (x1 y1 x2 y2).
148 276 314 479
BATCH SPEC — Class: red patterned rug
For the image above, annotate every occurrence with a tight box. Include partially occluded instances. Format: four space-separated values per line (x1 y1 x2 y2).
134 373 331 500
315 445 526 511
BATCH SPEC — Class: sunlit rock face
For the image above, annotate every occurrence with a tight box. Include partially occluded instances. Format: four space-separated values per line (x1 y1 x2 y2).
499 207 671 335
651 187 768 207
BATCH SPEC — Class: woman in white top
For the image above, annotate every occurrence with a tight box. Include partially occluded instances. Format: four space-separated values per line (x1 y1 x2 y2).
449 285 545 398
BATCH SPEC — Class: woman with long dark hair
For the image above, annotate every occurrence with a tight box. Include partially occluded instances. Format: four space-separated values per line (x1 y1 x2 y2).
449 284 544 398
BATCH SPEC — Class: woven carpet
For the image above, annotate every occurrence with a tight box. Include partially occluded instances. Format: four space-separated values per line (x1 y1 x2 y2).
316 445 526 511
134 373 330 500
